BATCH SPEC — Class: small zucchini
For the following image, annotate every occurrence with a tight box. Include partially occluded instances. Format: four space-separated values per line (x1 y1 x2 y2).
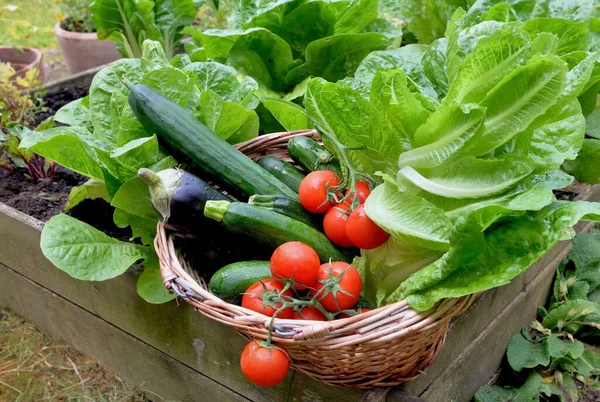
248 194 320 228
208 261 271 302
257 156 305 193
287 136 342 176
204 201 349 262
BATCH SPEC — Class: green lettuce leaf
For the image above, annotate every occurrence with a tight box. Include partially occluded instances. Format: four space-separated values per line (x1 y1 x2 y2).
563 138 600 184
260 98 311 131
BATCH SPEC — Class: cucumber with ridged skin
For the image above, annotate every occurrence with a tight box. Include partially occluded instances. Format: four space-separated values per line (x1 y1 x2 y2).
287 136 342 176
248 194 320 228
257 156 305 192
204 201 349 262
208 261 271 302
126 83 297 199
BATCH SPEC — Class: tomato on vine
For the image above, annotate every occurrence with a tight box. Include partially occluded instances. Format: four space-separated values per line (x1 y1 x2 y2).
323 203 354 248
240 341 290 387
346 181 371 205
270 242 320 289
299 170 340 213
241 280 293 318
310 262 362 312
346 205 389 250
292 306 328 321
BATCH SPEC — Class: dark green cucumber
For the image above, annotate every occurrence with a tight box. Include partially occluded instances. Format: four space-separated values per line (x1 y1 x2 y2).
205 201 349 262
287 136 342 176
208 261 271 302
248 194 320 228
126 83 297 199
257 156 305 193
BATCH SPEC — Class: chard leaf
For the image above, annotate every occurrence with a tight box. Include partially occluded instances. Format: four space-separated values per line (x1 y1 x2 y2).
468 54 568 156
563 138 600 184
261 98 311 131
40 214 150 281
89 58 145 145
406 201 600 311
110 136 162 179
110 177 158 221
153 0 198 59
195 90 259 143
285 33 389 87
364 182 453 251
65 179 110 211
400 104 484 168
228 0 300 30
304 79 409 177
398 154 535 199
113 208 157 245
370 69 431 143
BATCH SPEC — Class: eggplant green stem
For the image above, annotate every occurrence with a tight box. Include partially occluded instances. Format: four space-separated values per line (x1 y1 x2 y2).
138 168 162 187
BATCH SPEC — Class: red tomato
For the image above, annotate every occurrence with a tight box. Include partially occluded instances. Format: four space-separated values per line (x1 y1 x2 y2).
323 203 354 247
299 170 340 213
338 308 372 319
346 181 371 205
346 205 389 250
270 242 320 289
240 341 289 387
309 262 362 312
241 280 293 318
292 306 328 321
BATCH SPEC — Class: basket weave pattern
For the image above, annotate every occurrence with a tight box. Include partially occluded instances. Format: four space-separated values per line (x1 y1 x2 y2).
156 130 476 388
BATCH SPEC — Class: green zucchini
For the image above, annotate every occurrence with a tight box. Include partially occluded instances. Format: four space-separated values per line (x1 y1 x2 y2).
248 194 320 228
287 136 342 176
208 261 271 302
257 156 305 193
204 201 349 262
126 83 297 199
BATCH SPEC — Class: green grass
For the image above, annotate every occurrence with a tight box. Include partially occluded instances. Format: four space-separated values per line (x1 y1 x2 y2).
0 0 60 48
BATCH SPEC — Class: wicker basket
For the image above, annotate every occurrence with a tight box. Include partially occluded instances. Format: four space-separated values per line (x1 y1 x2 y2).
156 129 476 388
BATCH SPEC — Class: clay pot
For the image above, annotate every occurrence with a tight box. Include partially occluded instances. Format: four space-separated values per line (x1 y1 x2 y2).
0 46 44 82
54 21 121 74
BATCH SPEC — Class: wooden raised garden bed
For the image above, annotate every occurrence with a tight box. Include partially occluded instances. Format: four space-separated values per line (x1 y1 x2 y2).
1 185 599 402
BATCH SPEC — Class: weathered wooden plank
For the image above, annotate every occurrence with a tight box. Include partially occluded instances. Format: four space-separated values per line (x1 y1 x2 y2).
0 263 250 402
0 204 361 402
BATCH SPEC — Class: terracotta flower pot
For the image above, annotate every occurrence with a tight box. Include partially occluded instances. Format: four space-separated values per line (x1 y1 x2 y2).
54 21 121 74
0 46 44 82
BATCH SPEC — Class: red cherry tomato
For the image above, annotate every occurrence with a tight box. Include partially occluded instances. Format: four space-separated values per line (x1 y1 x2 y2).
338 308 372 319
240 341 290 387
241 280 293 318
309 262 362 312
323 203 354 248
346 181 371 205
270 242 320 289
292 306 328 321
346 205 389 250
299 170 340 213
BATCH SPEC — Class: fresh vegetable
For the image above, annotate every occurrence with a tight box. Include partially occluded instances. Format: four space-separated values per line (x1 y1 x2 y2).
292 306 328 321
241 279 293 318
138 168 230 232
310 262 362 311
126 83 298 199
258 156 305 192
346 181 371 205
240 341 290 387
248 194 319 228
298 170 340 213
346 205 390 250
288 136 342 176
323 204 354 248
204 200 349 262
208 261 271 302
270 242 320 289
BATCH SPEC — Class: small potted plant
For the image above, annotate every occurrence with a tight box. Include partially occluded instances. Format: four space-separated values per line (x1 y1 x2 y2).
54 0 120 74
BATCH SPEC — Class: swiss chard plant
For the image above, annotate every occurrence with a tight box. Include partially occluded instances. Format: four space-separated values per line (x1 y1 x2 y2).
90 0 199 59
475 228 600 401
299 4 600 311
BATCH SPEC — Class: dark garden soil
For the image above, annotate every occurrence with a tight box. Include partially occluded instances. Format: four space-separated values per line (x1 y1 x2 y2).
34 84 89 126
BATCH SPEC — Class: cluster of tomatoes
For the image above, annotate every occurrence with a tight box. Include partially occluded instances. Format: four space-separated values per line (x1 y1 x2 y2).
298 170 389 250
239 241 367 387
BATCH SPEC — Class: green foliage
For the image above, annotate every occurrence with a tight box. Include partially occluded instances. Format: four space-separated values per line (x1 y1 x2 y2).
56 0 95 33
0 0 59 48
